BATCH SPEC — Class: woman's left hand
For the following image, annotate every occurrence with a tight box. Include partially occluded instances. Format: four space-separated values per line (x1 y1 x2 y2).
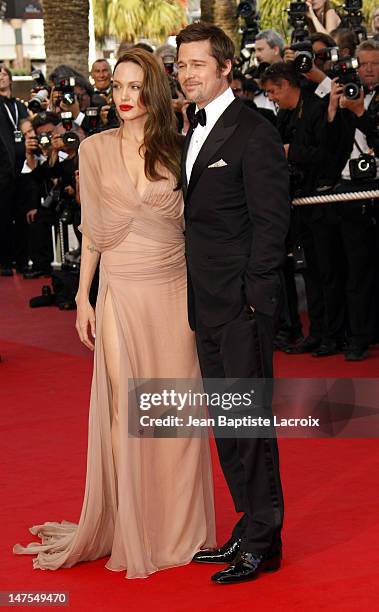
306 0 316 18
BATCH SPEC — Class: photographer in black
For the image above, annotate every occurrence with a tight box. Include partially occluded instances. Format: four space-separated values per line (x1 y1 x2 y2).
22 111 84 279
318 39 379 360
48 66 111 135
0 64 29 276
88 59 121 131
261 62 328 352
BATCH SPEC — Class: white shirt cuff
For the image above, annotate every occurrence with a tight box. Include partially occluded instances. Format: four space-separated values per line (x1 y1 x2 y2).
315 76 332 98
74 111 85 127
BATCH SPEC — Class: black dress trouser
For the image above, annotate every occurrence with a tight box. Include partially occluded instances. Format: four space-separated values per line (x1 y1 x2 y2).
311 205 376 347
195 306 284 554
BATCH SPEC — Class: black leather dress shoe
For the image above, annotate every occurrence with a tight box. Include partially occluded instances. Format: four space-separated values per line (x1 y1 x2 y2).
284 335 321 354
312 340 342 357
344 344 368 361
211 551 281 584
192 537 241 564
274 331 303 351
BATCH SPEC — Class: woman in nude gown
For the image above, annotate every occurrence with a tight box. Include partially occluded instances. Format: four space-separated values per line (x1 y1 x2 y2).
14 49 216 579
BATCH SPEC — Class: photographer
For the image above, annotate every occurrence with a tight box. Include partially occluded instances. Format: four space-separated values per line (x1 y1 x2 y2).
284 32 337 98
0 64 29 276
261 62 328 352
89 59 120 131
23 112 84 279
254 30 285 65
90 59 112 100
320 39 379 359
49 66 109 134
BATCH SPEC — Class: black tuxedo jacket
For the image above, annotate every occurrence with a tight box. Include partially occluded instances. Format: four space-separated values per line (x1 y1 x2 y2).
182 97 290 330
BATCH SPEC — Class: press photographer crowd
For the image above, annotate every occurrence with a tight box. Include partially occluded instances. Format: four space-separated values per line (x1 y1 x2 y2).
1 0 379 362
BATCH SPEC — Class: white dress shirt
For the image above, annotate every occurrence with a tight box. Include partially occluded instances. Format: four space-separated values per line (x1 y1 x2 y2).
186 87 235 183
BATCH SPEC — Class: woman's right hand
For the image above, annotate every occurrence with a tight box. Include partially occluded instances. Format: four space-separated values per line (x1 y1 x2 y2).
75 296 96 350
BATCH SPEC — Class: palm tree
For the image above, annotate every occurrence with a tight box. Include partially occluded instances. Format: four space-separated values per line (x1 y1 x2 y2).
93 0 187 45
41 0 90 77
200 0 238 45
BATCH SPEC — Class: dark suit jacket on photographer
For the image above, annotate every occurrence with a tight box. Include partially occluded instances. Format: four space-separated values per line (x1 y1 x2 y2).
277 88 329 197
326 86 379 185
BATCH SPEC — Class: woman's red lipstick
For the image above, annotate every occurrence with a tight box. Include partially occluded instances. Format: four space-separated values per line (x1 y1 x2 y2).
119 104 133 111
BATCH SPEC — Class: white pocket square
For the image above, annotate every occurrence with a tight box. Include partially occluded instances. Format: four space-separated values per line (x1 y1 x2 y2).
208 159 228 168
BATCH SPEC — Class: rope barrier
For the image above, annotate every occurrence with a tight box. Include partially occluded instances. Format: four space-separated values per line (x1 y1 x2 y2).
292 190 379 206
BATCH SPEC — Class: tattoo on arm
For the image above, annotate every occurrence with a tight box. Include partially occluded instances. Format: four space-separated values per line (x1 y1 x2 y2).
87 244 99 253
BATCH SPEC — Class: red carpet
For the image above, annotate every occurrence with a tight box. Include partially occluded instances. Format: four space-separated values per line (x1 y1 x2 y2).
1 276 379 611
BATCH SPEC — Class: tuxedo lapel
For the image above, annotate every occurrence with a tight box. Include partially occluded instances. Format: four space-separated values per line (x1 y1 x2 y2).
185 98 241 202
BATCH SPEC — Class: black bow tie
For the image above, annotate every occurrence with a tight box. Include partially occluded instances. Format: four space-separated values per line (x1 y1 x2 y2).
187 105 207 129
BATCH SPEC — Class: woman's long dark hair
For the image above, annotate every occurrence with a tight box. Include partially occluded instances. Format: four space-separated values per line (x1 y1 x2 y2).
306 0 332 33
113 48 182 183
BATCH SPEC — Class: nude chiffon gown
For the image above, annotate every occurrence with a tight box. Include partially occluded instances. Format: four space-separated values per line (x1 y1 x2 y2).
14 127 216 579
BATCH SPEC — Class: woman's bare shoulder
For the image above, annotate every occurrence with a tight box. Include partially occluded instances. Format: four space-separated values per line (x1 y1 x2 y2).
79 128 121 153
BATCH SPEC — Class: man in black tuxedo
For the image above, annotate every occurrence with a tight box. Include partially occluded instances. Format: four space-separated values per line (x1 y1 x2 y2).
176 23 290 584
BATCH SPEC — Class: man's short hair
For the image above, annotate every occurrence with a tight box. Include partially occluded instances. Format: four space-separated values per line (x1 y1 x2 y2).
255 30 285 52
310 32 336 48
232 70 246 86
155 43 176 60
176 22 235 83
331 28 357 56
134 42 154 53
260 62 300 88
91 58 112 72
357 39 379 54
32 111 60 131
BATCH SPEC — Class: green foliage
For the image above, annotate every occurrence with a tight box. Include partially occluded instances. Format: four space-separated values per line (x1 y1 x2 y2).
94 0 187 44
10 68 30 76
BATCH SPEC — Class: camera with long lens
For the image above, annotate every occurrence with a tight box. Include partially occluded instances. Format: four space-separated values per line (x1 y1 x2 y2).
29 69 50 113
330 54 361 100
236 0 260 69
60 111 80 149
314 46 340 64
339 0 367 42
55 77 76 105
290 40 314 73
286 1 309 43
